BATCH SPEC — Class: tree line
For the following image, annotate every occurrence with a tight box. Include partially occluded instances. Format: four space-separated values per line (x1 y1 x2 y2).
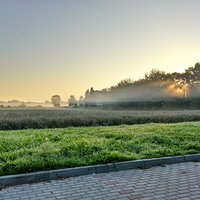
52 63 200 109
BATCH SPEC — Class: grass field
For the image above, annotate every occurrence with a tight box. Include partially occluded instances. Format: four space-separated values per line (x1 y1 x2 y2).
1 122 200 176
1 108 200 130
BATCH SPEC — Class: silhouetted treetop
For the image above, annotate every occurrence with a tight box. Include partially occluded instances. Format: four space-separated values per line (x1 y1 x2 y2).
144 69 167 81
51 95 61 107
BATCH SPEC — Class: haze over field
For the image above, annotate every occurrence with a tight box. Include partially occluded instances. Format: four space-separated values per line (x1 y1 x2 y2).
1 0 200 101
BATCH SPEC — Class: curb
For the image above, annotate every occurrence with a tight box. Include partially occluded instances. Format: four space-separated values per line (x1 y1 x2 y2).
1 154 200 186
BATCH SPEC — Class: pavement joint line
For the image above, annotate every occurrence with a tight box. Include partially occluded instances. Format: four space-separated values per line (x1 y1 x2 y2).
0 153 200 187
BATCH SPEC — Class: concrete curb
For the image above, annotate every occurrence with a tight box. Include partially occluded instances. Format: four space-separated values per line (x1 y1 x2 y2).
1 154 200 186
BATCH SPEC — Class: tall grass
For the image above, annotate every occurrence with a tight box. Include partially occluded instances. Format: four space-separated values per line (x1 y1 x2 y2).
1 108 200 130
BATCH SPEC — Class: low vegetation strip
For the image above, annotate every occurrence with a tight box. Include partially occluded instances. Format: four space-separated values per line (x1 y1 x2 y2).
1 108 200 130
1 122 200 176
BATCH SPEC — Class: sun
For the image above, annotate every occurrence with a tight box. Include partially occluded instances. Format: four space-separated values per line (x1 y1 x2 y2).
166 82 189 98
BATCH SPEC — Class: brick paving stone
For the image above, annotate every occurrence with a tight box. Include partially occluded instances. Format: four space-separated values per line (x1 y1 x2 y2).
1 162 200 199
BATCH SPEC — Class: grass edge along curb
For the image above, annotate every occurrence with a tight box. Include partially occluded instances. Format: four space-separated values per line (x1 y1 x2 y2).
1 153 200 187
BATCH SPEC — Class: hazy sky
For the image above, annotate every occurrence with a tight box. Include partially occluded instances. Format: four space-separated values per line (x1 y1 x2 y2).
1 0 200 101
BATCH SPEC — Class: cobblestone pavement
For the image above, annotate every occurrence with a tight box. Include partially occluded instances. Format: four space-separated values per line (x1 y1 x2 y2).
1 162 200 200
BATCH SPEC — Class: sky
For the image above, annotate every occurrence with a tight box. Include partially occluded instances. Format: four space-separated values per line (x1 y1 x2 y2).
0 0 200 102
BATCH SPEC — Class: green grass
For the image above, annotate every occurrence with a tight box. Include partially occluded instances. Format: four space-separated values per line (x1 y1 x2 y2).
1 108 200 130
1 122 200 176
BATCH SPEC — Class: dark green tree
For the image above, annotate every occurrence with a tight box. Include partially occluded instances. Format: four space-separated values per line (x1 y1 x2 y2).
117 79 133 88
90 87 95 94
184 63 200 83
85 89 90 97
144 69 168 81
51 95 61 107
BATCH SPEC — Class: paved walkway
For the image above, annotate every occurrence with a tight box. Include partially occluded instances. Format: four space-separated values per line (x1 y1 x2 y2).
1 162 200 200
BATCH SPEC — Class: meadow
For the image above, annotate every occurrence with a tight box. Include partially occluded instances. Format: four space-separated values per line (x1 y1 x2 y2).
1 108 200 130
1 122 200 176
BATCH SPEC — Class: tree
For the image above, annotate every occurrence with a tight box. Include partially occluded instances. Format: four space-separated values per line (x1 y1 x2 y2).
78 96 84 107
51 95 61 107
68 95 77 107
170 72 183 82
144 69 167 81
183 63 200 84
90 87 95 94
19 102 27 108
85 89 90 97
117 79 133 88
